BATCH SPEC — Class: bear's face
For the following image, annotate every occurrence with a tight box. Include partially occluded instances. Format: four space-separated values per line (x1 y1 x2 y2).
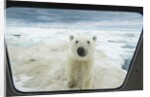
69 35 97 61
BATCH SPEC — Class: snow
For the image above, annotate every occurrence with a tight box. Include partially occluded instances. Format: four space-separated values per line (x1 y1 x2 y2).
5 7 142 92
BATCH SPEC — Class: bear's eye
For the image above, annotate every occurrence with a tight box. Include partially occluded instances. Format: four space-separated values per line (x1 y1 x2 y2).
76 40 78 44
87 41 90 44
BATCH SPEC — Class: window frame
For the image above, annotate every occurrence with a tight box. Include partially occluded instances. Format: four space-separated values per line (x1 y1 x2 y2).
5 0 143 96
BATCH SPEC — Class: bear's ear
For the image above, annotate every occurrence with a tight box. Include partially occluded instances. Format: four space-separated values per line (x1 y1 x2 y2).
93 36 97 42
69 35 74 41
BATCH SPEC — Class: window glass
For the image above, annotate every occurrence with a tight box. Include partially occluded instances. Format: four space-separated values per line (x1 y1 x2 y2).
6 7 143 92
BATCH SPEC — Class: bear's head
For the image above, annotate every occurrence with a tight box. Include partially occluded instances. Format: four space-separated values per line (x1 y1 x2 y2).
69 34 97 61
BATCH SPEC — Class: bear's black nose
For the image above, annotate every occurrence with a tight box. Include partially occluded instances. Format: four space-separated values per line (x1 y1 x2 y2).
77 47 86 57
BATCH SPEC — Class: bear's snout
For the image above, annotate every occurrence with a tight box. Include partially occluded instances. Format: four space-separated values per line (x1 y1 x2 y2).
77 47 86 57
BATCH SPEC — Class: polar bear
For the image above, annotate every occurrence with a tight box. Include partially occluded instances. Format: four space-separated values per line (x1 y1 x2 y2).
67 34 97 89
